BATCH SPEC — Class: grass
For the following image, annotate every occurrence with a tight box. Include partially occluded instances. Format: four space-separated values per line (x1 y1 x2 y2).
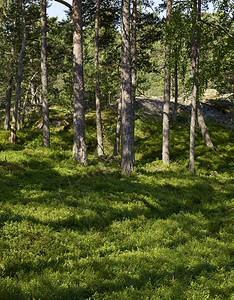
0 107 233 299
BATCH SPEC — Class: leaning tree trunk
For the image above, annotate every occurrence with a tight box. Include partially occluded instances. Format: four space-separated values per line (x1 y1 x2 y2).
41 0 50 147
95 0 104 156
121 0 134 174
162 0 172 164
4 66 13 130
195 0 215 150
197 101 215 149
72 0 87 164
9 0 26 143
189 0 199 173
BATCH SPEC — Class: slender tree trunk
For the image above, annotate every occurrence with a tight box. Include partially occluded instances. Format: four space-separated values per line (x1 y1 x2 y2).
21 84 30 125
113 94 122 156
17 97 21 131
4 67 13 130
197 101 215 149
9 0 26 143
131 0 137 161
189 0 199 172
41 0 50 147
173 60 178 125
121 0 134 174
31 82 36 104
162 0 172 164
196 0 215 150
72 0 87 164
95 0 104 156
21 72 38 125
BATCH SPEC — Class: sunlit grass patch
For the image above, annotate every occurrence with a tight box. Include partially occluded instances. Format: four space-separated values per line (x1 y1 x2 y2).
0 107 233 299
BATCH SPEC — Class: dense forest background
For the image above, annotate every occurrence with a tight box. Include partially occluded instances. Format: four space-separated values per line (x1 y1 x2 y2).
1 0 233 104
0 0 233 171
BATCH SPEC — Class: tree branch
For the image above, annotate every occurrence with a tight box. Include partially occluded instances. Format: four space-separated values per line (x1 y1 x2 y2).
201 19 234 40
54 0 72 11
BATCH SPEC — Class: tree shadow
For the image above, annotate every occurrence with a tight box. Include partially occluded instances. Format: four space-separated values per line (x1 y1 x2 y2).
0 157 232 299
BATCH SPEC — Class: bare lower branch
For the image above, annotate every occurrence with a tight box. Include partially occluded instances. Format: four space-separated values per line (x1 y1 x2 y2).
201 19 234 40
54 0 72 11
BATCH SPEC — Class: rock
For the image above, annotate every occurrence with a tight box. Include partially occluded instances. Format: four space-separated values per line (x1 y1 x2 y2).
203 89 218 100
51 120 61 127
135 94 233 129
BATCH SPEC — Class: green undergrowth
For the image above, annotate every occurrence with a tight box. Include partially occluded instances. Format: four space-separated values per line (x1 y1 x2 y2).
0 107 233 299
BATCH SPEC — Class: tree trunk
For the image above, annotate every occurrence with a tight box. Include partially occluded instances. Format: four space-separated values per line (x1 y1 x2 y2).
95 0 104 156
21 72 38 125
21 84 30 125
196 0 215 150
162 0 172 164
41 0 50 147
131 0 137 161
197 101 215 149
173 60 178 125
121 0 134 174
189 0 199 173
72 0 87 164
17 97 21 131
113 95 122 156
131 0 137 102
31 82 37 104
4 68 13 130
9 0 26 143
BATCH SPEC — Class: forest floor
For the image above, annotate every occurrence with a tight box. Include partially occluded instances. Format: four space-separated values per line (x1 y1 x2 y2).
0 99 233 299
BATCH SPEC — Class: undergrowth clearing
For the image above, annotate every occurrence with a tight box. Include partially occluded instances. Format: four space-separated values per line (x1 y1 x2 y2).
0 107 233 299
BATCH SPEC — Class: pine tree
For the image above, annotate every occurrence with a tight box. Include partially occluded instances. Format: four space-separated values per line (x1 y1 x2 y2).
41 0 50 147
121 0 134 174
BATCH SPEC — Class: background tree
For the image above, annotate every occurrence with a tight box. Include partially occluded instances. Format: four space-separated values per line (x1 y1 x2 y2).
162 0 172 164
189 0 199 173
94 0 104 156
121 0 134 174
41 0 50 147
9 0 26 143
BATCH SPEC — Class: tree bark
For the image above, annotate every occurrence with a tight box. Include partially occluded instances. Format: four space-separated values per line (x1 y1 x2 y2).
189 0 199 173
17 97 21 131
131 0 137 161
113 95 122 156
21 83 30 125
197 101 215 149
131 0 137 102
121 0 134 174
72 0 87 164
173 60 178 125
21 72 38 125
9 0 26 143
41 0 50 147
95 0 104 156
196 0 215 150
31 82 37 104
162 0 172 164
4 67 13 130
